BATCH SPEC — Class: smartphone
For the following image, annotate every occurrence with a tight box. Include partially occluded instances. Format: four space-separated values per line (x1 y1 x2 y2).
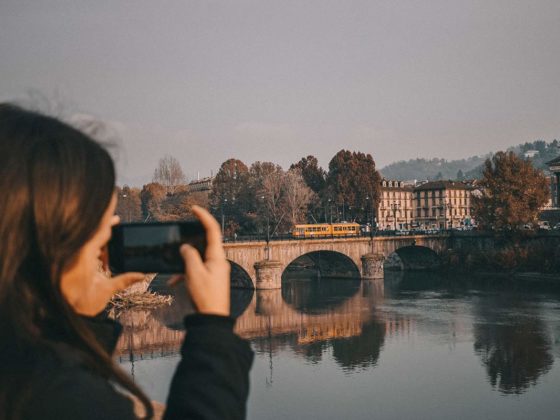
108 221 206 274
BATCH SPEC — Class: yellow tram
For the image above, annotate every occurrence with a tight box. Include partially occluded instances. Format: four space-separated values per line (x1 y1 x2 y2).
292 223 361 238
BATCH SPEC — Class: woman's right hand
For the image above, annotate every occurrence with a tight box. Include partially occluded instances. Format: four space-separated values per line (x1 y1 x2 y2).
178 205 231 316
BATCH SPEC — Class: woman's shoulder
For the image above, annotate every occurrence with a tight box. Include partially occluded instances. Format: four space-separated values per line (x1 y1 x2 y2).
21 344 137 420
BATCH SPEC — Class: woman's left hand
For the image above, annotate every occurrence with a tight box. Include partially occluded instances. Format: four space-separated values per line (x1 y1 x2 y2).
70 270 146 316
60 199 146 316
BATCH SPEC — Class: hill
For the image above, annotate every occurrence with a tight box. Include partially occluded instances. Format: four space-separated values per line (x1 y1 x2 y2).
380 139 559 181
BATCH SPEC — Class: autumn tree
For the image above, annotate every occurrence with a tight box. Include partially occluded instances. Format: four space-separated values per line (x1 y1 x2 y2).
250 162 285 233
153 155 186 194
115 185 142 222
210 159 252 235
290 155 326 224
140 182 166 221
290 155 326 194
472 151 549 231
158 185 194 221
324 150 382 223
282 169 315 228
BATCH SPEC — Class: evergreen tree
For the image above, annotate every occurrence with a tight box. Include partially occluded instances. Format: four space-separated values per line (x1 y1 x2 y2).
210 159 253 235
325 150 381 223
115 185 142 222
290 155 327 194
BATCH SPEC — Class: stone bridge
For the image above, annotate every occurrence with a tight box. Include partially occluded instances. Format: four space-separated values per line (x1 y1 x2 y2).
224 235 450 289
223 232 560 289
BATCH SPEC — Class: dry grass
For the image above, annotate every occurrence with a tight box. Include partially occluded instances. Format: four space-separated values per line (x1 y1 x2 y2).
109 290 173 310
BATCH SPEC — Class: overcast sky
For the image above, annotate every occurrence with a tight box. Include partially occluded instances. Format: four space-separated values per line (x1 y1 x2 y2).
1 0 559 185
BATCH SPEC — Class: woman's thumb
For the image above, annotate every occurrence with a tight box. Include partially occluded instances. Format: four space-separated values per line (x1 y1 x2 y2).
180 244 203 275
113 272 145 293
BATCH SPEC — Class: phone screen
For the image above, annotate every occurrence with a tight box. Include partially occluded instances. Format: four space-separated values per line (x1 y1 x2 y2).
108 221 206 274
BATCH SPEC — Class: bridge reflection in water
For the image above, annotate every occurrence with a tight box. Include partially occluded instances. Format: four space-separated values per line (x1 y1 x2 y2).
114 276 412 369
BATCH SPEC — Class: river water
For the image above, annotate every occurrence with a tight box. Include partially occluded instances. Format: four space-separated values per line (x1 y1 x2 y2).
117 273 560 419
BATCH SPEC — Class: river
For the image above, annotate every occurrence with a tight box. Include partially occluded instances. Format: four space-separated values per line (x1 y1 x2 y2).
116 272 560 419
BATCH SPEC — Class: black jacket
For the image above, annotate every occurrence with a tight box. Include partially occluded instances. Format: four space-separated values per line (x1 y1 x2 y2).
20 314 254 419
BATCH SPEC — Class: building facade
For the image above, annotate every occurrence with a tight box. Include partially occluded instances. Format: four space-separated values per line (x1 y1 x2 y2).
378 179 476 231
547 156 560 209
378 180 415 230
188 176 214 193
413 181 475 230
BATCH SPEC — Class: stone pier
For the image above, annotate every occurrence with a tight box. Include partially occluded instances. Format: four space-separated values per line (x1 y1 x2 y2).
361 253 385 279
254 260 283 289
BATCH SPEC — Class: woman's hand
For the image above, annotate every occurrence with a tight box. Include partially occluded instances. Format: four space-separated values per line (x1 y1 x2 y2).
61 194 147 317
70 270 146 317
177 205 231 316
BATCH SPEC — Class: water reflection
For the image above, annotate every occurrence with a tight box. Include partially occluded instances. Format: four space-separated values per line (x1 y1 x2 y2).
115 276 387 374
331 320 385 372
473 295 554 395
115 272 560 415
114 278 254 360
281 277 361 314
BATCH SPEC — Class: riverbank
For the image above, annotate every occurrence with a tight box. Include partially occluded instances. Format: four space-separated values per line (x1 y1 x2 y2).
442 241 560 277
472 271 560 285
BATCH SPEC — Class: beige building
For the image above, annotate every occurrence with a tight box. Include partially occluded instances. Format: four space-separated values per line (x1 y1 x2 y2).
546 156 560 208
413 180 475 230
188 176 214 193
378 180 415 230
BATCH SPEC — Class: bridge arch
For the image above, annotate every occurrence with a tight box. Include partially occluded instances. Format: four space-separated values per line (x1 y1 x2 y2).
386 245 441 271
282 250 361 281
229 260 254 289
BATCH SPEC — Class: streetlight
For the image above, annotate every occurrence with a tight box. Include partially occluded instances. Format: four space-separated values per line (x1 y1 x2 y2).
260 195 270 259
120 188 132 223
390 202 400 231
366 195 375 253
447 200 454 230
261 196 270 244
221 198 228 236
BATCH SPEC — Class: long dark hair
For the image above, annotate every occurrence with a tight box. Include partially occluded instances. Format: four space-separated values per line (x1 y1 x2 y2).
0 104 153 419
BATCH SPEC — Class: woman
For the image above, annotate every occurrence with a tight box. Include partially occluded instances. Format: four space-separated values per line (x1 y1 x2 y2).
0 104 253 419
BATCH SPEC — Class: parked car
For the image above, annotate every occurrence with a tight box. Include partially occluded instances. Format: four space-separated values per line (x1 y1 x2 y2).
538 221 551 230
553 223 560 230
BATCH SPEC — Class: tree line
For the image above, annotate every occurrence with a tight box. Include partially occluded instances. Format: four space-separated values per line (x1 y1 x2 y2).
209 151 381 236
115 150 382 236
116 148 552 236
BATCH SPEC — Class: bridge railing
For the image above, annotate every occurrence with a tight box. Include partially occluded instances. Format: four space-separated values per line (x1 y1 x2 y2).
224 229 453 243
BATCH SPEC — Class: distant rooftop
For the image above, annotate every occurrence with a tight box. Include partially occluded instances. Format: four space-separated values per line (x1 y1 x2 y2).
546 155 560 166
413 180 474 191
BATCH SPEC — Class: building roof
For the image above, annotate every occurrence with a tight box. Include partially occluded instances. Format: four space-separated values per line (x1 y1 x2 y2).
381 185 414 192
413 180 472 191
380 179 415 192
546 155 560 166
189 176 214 185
